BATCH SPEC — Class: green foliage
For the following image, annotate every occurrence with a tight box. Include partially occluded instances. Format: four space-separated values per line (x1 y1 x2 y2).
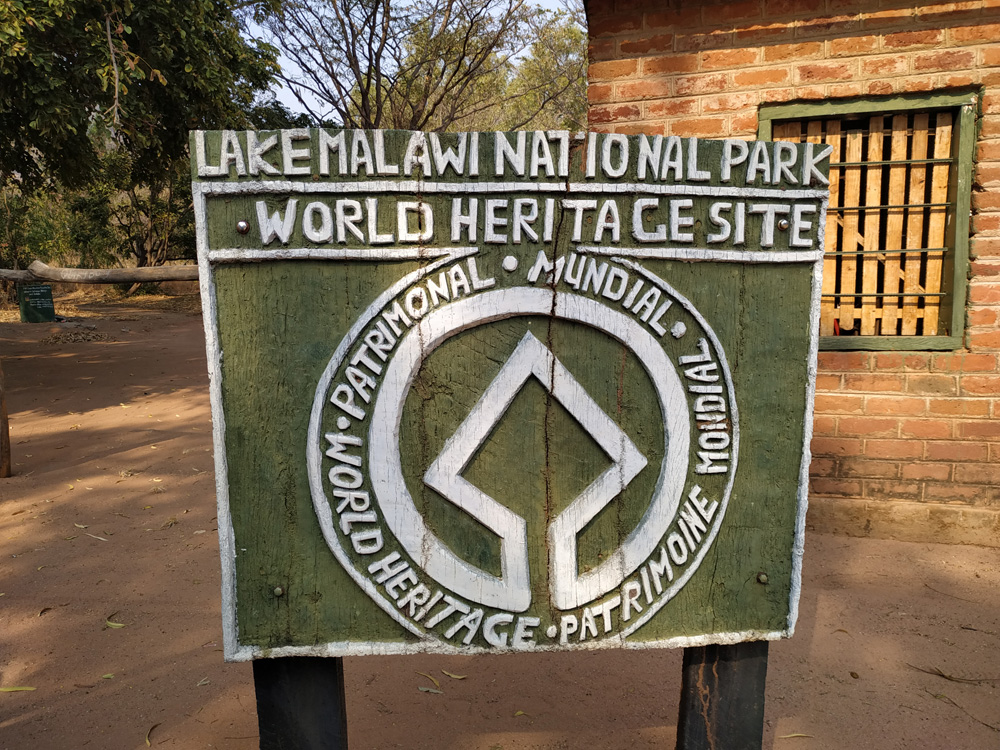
64 147 194 269
0 0 279 188
498 9 587 132
0 0 283 274
0 187 73 267
0 184 75 300
245 94 312 130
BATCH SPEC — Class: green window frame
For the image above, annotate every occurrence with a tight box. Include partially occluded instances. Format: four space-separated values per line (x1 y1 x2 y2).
759 92 977 351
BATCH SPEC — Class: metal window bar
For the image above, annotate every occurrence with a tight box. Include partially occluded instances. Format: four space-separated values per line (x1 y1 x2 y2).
824 246 948 257
773 110 955 337
832 157 953 167
822 292 947 298
833 201 952 211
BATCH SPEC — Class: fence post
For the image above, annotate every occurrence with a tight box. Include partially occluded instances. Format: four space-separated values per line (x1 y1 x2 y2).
1 357 10 478
253 656 349 750
676 641 769 750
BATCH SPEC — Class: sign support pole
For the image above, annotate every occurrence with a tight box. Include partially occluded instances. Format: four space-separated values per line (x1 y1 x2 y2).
1 357 10 478
676 641 769 750
254 656 349 750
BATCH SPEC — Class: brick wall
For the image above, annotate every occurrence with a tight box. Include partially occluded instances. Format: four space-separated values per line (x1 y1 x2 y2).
585 0 1000 537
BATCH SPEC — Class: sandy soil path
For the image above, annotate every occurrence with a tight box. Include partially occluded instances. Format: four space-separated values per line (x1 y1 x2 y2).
0 294 997 749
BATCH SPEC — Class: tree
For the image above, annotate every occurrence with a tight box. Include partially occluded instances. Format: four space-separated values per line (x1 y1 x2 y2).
497 5 587 132
0 0 280 189
261 0 587 132
1 1 282 272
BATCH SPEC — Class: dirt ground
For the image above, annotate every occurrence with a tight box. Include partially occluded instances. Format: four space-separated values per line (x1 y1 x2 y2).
0 291 997 749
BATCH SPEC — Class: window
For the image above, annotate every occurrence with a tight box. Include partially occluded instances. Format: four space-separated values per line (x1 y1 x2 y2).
759 93 976 350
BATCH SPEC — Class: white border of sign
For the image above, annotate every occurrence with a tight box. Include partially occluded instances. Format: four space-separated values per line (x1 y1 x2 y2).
193 173 825 661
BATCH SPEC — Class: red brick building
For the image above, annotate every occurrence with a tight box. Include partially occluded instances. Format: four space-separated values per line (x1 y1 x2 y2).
584 0 999 545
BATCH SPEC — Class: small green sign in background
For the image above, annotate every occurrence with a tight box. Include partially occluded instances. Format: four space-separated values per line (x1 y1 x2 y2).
18 284 56 323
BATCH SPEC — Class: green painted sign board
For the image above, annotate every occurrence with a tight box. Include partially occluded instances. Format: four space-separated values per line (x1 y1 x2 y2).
18 283 56 323
191 129 830 660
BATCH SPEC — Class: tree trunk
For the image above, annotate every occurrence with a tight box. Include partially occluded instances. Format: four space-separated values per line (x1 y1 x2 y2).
0 261 198 283
1 357 11 478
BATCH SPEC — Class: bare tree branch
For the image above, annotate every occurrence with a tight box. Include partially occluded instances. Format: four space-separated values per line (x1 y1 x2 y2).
258 0 586 132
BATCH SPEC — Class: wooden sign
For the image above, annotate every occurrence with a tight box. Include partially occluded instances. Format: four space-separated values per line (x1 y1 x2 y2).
192 129 830 660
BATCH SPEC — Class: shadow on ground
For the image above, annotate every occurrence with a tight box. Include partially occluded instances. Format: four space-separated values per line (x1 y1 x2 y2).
0 299 996 749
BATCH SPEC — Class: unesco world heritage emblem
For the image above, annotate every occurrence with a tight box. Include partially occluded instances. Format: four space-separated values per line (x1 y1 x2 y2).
307 253 739 650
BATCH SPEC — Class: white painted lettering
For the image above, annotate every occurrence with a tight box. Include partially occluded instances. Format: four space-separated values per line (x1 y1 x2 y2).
594 200 621 242
366 198 393 244
801 142 832 186
247 131 279 176
221 131 247 176
485 199 508 243
367 552 409 584
483 613 514 647
602 268 629 301
336 199 365 243
773 141 798 184
637 135 662 180
721 139 749 182
398 583 431 616
530 130 555 178
563 199 597 242
444 608 483 645
319 130 347 175
350 130 374 175
424 594 469 628
429 132 466 176
373 130 399 174
791 204 816 247
333 489 370 513
324 432 363 466
602 133 629 178
686 137 711 181
667 531 688 565
749 203 791 247
512 616 539 649
281 128 311 175
670 199 695 242
746 141 771 183
397 201 433 242
330 383 365 420
513 199 539 243
633 197 667 242
304 202 333 243
648 546 673 594
495 131 526 176
621 580 643 621
467 258 495 290
329 463 363 489
256 199 297 245
402 132 432 176
707 202 732 243
660 136 682 180
451 198 477 242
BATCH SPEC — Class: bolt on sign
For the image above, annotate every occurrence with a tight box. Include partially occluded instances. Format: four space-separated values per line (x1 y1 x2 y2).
191 129 830 659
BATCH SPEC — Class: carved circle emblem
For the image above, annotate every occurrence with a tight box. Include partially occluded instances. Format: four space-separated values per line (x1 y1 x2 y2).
307 255 738 650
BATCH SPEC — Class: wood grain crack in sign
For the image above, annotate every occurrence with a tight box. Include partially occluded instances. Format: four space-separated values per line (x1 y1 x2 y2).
308 269 735 649
424 330 648 612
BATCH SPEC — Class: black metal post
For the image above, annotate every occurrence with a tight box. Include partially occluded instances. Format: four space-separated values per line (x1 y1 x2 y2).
254 656 349 750
676 641 769 750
